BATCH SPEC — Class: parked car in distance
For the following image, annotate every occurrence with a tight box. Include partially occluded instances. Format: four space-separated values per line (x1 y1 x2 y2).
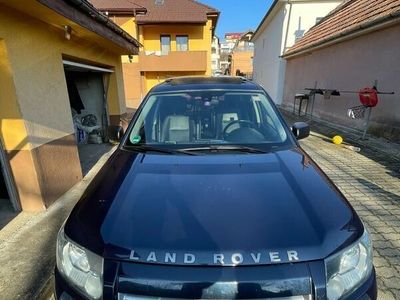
55 76 376 300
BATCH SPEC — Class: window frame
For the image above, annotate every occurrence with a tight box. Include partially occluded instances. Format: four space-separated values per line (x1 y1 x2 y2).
160 35 171 54
176 35 189 51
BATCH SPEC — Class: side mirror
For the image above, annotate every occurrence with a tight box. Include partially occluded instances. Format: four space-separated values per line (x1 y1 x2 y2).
292 122 310 140
108 125 124 142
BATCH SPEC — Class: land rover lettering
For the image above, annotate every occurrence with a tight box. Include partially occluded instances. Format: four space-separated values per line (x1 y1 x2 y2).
127 250 301 265
214 254 224 265
184 253 196 264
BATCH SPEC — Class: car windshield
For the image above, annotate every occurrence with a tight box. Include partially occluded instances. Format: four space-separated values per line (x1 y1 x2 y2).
125 90 293 151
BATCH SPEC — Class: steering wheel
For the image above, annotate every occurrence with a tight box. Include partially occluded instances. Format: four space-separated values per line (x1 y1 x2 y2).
223 120 258 139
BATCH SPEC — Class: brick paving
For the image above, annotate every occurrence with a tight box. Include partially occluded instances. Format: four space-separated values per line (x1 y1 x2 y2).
282 111 400 299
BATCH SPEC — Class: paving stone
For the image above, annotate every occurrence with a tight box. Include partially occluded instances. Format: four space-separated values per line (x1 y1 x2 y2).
382 233 400 241
376 266 400 279
395 265 400 274
282 111 400 298
378 290 396 300
378 248 400 257
390 289 400 300
375 256 392 268
374 241 396 249
383 277 400 290
374 226 397 234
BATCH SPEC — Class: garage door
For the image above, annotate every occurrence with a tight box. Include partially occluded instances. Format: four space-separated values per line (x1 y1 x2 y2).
63 60 113 145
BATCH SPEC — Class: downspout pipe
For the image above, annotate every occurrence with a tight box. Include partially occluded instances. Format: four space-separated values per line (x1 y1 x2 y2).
282 0 292 55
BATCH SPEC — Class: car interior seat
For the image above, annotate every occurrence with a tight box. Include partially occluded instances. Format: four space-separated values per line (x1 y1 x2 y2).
216 95 243 138
161 115 191 143
160 96 192 143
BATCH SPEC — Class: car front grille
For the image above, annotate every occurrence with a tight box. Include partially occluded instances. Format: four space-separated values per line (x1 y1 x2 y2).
115 261 314 300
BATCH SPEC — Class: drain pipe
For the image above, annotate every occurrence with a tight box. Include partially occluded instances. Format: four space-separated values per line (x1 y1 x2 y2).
283 1 293 54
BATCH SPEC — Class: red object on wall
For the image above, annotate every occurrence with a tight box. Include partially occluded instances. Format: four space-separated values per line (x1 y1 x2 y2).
359 88 379 107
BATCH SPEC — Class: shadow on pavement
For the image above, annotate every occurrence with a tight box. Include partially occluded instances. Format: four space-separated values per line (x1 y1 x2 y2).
0 198 18 230
280 109 400 179
357 178 400 203
78 144 114 176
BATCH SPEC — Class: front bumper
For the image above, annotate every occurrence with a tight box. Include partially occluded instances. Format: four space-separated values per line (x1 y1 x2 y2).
55 263 377 300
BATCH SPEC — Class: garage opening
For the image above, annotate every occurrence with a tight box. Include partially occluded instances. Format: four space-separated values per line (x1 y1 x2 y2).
0 142 19 228
63 60 114 175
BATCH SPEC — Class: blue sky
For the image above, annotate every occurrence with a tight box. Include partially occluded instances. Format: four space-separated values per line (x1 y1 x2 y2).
200 0 274 39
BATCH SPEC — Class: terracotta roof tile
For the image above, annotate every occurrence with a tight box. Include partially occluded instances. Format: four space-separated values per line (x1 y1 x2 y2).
89 0 145 11
90 0 219 23
284 0 400 57
135 0 218 24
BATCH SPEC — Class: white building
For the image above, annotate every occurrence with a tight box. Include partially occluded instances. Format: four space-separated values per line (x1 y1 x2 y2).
211 36 221 75
252 0 343 104
220 42 232 54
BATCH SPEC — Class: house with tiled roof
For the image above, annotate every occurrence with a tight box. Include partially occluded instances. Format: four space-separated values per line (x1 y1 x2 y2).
90 0 219 108
251 0 343 105
282 0 400 141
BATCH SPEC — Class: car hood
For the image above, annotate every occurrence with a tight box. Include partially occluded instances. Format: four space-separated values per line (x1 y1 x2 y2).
65 147 362 266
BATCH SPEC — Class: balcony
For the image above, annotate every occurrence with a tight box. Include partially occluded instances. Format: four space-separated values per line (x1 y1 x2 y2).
233 45 254 52
139 51 207 72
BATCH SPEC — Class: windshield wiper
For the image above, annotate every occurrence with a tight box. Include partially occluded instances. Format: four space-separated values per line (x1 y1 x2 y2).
124 145 200 155
179 145 267 154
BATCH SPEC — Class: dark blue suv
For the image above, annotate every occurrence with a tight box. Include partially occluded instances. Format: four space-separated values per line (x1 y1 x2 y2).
55 77 377 300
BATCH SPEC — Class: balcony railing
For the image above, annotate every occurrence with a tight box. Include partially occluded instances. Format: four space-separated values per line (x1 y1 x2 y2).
139 51 207 72
233 45 254 52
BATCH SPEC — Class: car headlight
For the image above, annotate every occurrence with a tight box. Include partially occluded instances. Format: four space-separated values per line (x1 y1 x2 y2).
56 226 103 299
325 228 373 300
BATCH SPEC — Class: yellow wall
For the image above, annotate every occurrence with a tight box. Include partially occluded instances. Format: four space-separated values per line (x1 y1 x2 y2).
142 24 204 51
0 3 127 151
231 51 254 75
0 39 30 151
112 15 138 37
141 20 212 75
144 71 205 92
112 15 139 63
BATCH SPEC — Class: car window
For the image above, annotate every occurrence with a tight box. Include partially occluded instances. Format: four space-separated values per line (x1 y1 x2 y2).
125 90 292 150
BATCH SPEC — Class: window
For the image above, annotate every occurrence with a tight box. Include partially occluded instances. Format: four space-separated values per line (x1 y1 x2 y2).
212 47 216 54
176 35 189 51
160 35 171 55
316 17 323 24
126 91 290 148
